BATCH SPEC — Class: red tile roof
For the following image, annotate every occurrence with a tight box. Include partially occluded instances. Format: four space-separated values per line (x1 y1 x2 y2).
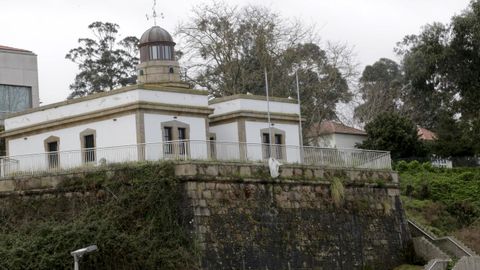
307 120 367 137
417 127 437 141
0 45 31 53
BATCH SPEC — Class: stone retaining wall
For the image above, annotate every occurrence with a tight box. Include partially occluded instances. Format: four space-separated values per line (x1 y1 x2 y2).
178 163 409 269
0 161 409 269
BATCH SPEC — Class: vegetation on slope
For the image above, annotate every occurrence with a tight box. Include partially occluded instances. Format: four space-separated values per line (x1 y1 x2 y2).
398 160 480 253
0 162 198 270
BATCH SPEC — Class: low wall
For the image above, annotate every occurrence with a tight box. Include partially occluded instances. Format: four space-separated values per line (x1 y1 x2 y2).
413 237 450 261
453 256 480 270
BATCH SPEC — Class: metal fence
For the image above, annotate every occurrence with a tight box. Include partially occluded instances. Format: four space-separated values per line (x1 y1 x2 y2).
0 140 391 178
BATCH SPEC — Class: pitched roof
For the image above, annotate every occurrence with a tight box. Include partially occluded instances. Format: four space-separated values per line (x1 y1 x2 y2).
307 120 367 137
0 45 32 53
417 127 437 141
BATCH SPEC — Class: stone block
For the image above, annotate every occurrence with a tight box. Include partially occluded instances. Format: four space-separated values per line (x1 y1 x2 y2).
314 169 324 178
202 190 212 199
199 199 207 207
0 180 14 192
280 168 294 177
206 182 216 189
239 166 251 176
175 164 197 176
205 165 219 176
187 182 197 191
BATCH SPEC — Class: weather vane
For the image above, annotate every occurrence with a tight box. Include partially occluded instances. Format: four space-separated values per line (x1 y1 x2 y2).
146 0 164 26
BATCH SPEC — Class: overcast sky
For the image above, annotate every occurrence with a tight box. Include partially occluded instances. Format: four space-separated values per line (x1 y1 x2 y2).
0 0 471 105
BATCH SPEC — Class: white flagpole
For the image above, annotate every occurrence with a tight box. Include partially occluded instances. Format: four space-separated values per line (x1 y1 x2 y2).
296 70 304 163
264 68 272 158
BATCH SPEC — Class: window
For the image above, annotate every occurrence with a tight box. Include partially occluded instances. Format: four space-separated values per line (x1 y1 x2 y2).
84 134 95 163
47 141 59 169
260 128 286 160
163 127 173 154
150 45 159 60
262 133 271 159
149 45 174 60
44 137 60 169
80 129 96 164
0 84 32 119
274 134 283 159
161 121 190 158
178 128 186 155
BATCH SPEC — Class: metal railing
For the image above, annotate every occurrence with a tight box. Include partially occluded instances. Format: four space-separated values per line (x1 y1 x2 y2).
0 140 392 178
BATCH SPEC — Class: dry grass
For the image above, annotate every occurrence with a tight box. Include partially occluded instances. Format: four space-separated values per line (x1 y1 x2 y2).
454 221 480 254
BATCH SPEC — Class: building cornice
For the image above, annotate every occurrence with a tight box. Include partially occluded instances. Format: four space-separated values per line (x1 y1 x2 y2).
5 84 208 119
209 110 302 125
208 94 298 105
1 101 213 139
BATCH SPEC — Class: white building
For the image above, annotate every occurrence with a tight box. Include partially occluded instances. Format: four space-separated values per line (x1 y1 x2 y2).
306 121 367 149
0 45 40 125
0 25 302 173
209 94 301 163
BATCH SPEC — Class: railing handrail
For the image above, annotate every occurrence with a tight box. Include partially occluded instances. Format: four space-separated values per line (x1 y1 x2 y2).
408 220 476 258
0 140 391 159
0 140 392 178
426 259 451 270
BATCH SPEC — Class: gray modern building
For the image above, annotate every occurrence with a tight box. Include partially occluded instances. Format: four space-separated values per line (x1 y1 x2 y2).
0 45 40 125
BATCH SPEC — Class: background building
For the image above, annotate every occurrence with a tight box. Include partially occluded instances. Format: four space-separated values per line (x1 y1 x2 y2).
0 45 40 125
306 120 367 149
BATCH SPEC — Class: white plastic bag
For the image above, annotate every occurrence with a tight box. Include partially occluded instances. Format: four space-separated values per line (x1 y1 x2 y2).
268 157 282 178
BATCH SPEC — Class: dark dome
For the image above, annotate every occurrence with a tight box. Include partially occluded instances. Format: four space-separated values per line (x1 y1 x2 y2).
139 26 175 45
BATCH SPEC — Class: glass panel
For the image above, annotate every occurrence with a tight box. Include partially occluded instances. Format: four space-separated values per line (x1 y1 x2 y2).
274 134 283 160
178 128 186 140
275 134 282 144
165 46 171 60
150 45 160 60
178 128 187 155
163 127 172 141
84 135 95 163
262 133 270 159
163 127 173 154
0 84 32 117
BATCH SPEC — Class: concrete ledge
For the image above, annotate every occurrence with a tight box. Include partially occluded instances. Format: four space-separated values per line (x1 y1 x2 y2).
0 161 398 193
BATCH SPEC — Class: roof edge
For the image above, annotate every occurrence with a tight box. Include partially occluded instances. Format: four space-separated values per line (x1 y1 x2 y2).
209 94 298 105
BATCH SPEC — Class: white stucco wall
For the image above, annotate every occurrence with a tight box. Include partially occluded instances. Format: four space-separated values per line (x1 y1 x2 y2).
210 98 299 116
332 133 367 149
5 89 208 131
143 113 208 160
244 121 301 163
315 134 335 148
209 122 238 142
7 114 137 171
209 122 240 160
8 114 137 156
315 133 367 149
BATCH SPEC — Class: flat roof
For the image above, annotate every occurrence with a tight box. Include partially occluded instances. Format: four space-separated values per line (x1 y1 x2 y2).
5 83 209 119
209 94 297 105
0 45 34 54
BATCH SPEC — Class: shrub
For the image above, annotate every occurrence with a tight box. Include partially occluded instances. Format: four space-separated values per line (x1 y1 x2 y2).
330 177 345 207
